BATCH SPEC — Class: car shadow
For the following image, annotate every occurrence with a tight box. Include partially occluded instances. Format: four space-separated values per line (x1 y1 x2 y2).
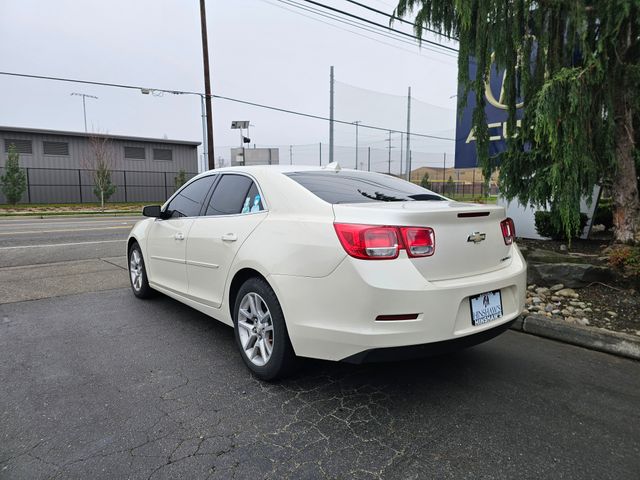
149 292 520 393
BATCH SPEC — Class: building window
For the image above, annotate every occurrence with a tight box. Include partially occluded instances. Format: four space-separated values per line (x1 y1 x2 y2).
124 146 146 159
153 148 172 161
4 139 32 154
43 141 69 156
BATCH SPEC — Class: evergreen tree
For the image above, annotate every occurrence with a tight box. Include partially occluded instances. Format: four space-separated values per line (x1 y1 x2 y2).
1 144 27 205
447 175 455 195
420 171 431 189
395 1 640 243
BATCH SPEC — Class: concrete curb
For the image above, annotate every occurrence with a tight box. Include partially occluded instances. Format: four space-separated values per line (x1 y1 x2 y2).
511 315 640 361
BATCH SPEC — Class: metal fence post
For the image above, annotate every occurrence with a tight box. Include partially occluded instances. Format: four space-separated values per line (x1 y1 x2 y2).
78 169 83 203
26 168 31 203
164 172 168 199
123 170 128 202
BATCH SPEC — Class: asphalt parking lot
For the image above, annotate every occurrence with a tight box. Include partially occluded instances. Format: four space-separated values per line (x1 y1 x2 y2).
1 216 639 479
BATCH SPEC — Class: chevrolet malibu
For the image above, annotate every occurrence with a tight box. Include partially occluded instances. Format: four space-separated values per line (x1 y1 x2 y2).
127 164 526 380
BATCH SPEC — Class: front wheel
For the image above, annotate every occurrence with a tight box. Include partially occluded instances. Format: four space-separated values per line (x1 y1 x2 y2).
128 242 154 299
233 277 297 381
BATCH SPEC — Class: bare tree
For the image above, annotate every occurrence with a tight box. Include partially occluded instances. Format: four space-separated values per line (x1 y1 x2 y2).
83 134 117 212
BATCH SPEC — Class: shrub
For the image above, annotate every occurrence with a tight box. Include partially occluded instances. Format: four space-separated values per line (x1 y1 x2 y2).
534 210 588 240
420 172 431 189
608 245 640 277
1 144 27 205
175 169 187 188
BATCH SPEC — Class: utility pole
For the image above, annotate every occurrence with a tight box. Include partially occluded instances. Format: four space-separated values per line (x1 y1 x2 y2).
329 66 335 164
70 93 98 132
319 142 322 166
406 86 411 180
290 145 293 165
367 146 371 171
199 0 215 169
352 120 361 169
386 131 393 174
400 132 404 177
442 152 447 195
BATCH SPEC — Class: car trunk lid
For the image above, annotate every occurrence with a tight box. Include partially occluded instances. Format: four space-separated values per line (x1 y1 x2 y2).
333 201 512 281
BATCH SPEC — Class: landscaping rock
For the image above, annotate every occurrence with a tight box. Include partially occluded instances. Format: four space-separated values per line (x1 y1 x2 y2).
527 263 614 288
557 288 577 297
550 284 564 292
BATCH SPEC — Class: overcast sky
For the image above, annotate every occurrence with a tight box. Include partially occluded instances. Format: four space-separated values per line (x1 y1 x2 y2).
0 0 458 169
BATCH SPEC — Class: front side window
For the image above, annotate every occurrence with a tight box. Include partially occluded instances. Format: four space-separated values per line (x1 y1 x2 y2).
284 171 444 204
165 175 216 217
205 175 264 216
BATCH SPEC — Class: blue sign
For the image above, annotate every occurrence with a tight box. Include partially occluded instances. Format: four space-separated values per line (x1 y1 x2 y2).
454 56 523 168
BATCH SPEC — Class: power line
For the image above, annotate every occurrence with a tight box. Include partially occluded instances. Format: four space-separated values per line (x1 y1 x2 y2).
297 0 458 53
212 94 454 140
0 70 455 141
343 0 458 40
264 0 456 60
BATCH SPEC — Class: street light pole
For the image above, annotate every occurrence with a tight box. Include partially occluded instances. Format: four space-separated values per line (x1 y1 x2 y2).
352 120 361 169
70 93 98 132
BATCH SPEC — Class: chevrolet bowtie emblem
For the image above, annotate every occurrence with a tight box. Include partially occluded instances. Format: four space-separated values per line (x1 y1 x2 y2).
467 232 486 243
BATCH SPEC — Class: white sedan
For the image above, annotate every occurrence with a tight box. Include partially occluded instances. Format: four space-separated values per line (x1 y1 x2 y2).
127 164 526 380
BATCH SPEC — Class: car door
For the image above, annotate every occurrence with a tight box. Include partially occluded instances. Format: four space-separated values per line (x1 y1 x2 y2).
186 174 267 308
146 175 217 295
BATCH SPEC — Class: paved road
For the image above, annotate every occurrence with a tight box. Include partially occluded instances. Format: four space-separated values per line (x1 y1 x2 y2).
0 216 137 303
0 216 139 267
0 216 639 479
0 288 639 479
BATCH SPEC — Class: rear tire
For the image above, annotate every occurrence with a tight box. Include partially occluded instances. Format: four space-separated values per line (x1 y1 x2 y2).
233 277 297 381
128 242 154 299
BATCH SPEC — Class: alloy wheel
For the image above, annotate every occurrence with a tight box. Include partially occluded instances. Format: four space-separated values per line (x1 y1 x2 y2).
237 292 274 366
129 249 143 292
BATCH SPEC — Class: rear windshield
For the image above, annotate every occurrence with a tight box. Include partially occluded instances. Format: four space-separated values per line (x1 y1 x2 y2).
284 171 445 204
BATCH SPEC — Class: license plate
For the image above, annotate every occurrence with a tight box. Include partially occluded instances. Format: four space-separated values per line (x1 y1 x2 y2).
470 290 503 326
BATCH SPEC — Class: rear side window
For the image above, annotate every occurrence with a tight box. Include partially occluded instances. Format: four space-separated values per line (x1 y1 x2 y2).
166 175 216 217
285 171 444 204
205 175 263 216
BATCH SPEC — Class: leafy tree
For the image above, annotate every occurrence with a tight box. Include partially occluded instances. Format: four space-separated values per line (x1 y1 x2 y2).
394 1 640 243
1 144 27 205
420 171 431 189
175 169 187 188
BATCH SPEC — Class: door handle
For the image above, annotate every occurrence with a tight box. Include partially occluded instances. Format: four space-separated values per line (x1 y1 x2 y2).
221 233 238 242
174 232 185 241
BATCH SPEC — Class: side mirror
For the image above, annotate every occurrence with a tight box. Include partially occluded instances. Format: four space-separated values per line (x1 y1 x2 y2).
142 205 163 218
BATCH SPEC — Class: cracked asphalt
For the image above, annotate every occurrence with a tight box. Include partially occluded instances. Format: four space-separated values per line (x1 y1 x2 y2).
0 216 639 479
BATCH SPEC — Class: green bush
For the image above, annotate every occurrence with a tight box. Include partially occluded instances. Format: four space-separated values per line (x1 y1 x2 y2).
1 145 27 205
534 210 588 240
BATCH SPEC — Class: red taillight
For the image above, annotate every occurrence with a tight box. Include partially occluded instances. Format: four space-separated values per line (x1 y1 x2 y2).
399 227 435 257
501 218 516 245
334 224 400 259
334 224 435 260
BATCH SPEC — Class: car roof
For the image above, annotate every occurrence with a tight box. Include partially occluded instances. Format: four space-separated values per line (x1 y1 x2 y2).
201 164 356 175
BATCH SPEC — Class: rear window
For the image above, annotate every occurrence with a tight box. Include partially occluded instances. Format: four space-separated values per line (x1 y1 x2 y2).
284 171 444 204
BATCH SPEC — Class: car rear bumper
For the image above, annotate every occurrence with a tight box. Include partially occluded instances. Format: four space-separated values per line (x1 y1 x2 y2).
269 244 527 362
341 319 516 364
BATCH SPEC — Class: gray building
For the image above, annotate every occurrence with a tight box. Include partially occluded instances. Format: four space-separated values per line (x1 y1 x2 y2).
0 126 199 204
